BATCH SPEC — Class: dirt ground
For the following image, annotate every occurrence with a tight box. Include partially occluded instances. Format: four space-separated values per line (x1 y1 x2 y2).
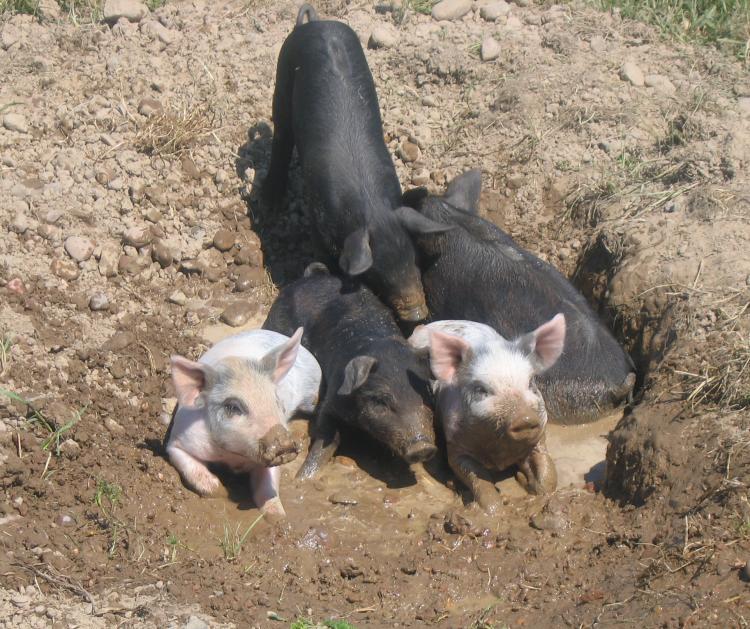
1 0 749 626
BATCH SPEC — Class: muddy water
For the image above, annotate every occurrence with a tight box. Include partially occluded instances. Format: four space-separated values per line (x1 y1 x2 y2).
175 410 622 557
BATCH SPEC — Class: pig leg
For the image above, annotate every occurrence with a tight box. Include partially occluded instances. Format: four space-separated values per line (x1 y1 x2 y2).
515 437 557 495
250 466 285 518
167 447 221 496
264 61 295 212
447 447 503 515
295 408 340 480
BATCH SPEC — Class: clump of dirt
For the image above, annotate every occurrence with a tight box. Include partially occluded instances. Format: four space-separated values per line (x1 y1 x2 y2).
1 0 749 626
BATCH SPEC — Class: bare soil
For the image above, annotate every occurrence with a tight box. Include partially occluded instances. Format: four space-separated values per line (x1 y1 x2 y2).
1 1 749 627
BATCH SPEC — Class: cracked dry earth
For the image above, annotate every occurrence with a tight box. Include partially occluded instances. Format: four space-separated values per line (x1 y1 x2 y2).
1 0 749 627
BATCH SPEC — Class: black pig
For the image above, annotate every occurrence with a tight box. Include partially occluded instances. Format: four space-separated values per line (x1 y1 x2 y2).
264 4 450 322
262 263 437 478
406 170 636 425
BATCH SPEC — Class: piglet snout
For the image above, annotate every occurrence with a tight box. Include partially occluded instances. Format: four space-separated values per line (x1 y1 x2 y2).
258 424 300 467
507 401 544 443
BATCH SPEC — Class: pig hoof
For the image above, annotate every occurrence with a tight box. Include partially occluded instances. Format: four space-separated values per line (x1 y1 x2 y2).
260 497 286 520
475 490 503 515
189 470 222 496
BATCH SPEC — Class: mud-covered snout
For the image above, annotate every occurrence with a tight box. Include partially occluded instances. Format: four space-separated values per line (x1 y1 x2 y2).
257 424 300 467
505 401 545 447
403 438 437 463
390 289 430 323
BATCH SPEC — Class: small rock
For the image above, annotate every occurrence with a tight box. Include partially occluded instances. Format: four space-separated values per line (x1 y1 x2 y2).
137 98 162 117
480 1 510 21
56 514 75 526
213 229 235 252
123 226 152 248
481 36 501 61
58 439 81 459
644 74 676 95
411 168 431 186
7 278 26 295
505 15 522 30
118 254 147 276
432 0 472 21
140 20 180 45
590 35 606 53
102 0 149 24
233 265 265 292
220 302 257 327
102 330 135 352
64 236 94 262
9 213 29 234
397 140 420 163
168 290 187 306
152 242 173 268
105 417 126 434
739 97 750 117
530 511 567 533
51 259 80 281
619 61 644 87
98 246 120 277
328 493 358 506
368 25 396 49
88 292 110 312
3 113 29 134
183 616 210 629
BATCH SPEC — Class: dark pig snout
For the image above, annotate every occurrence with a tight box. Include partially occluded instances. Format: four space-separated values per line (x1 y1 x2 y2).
404 438 437 464
258 424 300 467
397 303 429 323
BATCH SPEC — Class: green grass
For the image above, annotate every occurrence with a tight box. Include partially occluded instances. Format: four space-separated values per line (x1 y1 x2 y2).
219 513 264 561
94 479 122 515
0 0 38 15
595 0 750 59
0 334 13 375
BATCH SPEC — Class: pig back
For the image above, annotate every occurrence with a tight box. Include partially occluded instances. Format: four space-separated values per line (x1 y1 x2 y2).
417 203 634 423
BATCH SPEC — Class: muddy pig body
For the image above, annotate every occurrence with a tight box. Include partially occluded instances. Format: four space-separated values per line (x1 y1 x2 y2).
410 317 565 512
166 329 322 517
264 4 450 322
262 263 437 478
407 171 636 425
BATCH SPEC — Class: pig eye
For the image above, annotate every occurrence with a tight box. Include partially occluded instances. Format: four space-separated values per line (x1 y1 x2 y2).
222 398 246 417
471 383 490 398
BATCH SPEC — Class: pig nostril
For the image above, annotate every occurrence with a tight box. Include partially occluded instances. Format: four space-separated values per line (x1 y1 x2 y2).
510 417 542 435
404 441 437 463
398 304 429 322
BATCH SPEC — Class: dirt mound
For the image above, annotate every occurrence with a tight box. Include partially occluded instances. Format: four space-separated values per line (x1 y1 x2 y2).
1 0 749 626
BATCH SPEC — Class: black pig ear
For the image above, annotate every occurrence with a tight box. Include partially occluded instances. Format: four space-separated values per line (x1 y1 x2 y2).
338 356 377 395
339 228 372 276
395 206 453 235
444 169 482 213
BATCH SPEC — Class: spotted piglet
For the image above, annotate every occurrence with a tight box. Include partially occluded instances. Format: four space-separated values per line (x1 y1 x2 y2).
409 315 565 514
165 328 322 518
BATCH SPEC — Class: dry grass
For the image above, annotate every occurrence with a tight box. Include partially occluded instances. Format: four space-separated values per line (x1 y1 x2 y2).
134 101 217 156
674 294 750 408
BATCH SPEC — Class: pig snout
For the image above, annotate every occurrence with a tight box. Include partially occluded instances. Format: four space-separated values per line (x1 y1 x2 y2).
506 401 545 444
390 291 429 322
257 424 300 467
398 303 429 323
403 438 437 464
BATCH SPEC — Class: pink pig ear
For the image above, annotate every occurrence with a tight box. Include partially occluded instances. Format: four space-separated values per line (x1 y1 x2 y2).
428 330 471 383
170 356 209 407
527 313 566 373
261 327 303 383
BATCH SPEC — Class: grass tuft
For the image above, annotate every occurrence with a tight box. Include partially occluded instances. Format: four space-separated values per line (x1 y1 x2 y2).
135 101 216 156
595 0 750 59
219 513 264 561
